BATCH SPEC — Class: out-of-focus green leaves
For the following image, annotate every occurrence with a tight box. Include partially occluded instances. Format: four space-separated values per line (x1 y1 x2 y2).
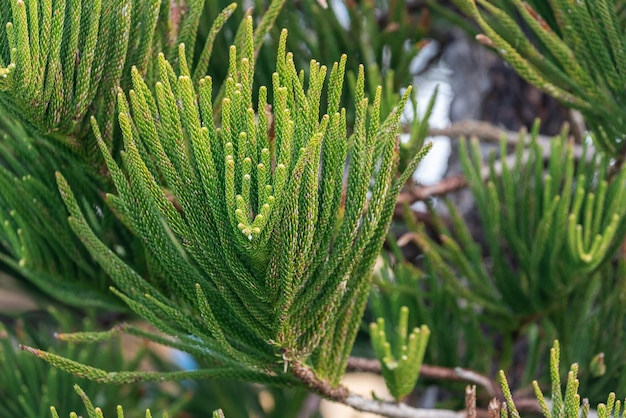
49 384 195 418
201 0 430 123
416 125 626 330
0 112 131 310
0 308 185 418
411 124 626 401
182 381 316 418
451 0 626 158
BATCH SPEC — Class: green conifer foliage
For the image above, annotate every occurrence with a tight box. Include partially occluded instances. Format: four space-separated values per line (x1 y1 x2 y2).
413 126 626 398
0 114 125 309
0 0 242 155
0 0 285 309
370 307 430 401
47 20 430 388
417 126 626 331
497 340 626 418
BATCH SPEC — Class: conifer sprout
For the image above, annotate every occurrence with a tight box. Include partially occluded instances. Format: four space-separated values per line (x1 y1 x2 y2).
370 306 430 401
49 17 431 395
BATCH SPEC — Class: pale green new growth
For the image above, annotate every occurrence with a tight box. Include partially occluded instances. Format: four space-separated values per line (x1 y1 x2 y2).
499 341 626 418
498 370 521 418
370 306 430 400
50 19 430 388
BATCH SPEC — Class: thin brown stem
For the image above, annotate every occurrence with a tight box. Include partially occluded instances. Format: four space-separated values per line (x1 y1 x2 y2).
347 357 500 398
398 175 468 203
428 119 588 159
466 385 477 418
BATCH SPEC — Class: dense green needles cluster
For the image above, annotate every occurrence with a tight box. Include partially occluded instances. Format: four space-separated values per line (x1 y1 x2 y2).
370 306 429 400
45 19 431 389
0 0 280 154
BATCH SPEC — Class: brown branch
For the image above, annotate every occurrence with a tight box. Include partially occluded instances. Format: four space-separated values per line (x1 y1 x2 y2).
345 356 383 373
428 119 589 160
395 119 592 208
428 120 547 144
397 175 468 203
294 358 545 418
291 360 349 401
346 357 500 398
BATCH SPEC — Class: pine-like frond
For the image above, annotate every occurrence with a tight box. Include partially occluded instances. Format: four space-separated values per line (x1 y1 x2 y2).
53 20 431 386
0 0 287 310
416 126 626 330
0 113 122 309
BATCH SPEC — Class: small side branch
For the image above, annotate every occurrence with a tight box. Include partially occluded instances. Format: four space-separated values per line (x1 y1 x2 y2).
347 357 500 398
428 119 588 160
397 175 467 203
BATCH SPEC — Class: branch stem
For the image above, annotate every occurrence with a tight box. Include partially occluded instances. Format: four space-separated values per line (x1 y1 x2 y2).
292 360 465 418
347 356 500 398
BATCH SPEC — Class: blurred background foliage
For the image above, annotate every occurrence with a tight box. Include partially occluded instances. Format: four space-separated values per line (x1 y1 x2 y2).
1 0 626 417
449 0 626 158
0 307 187 418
